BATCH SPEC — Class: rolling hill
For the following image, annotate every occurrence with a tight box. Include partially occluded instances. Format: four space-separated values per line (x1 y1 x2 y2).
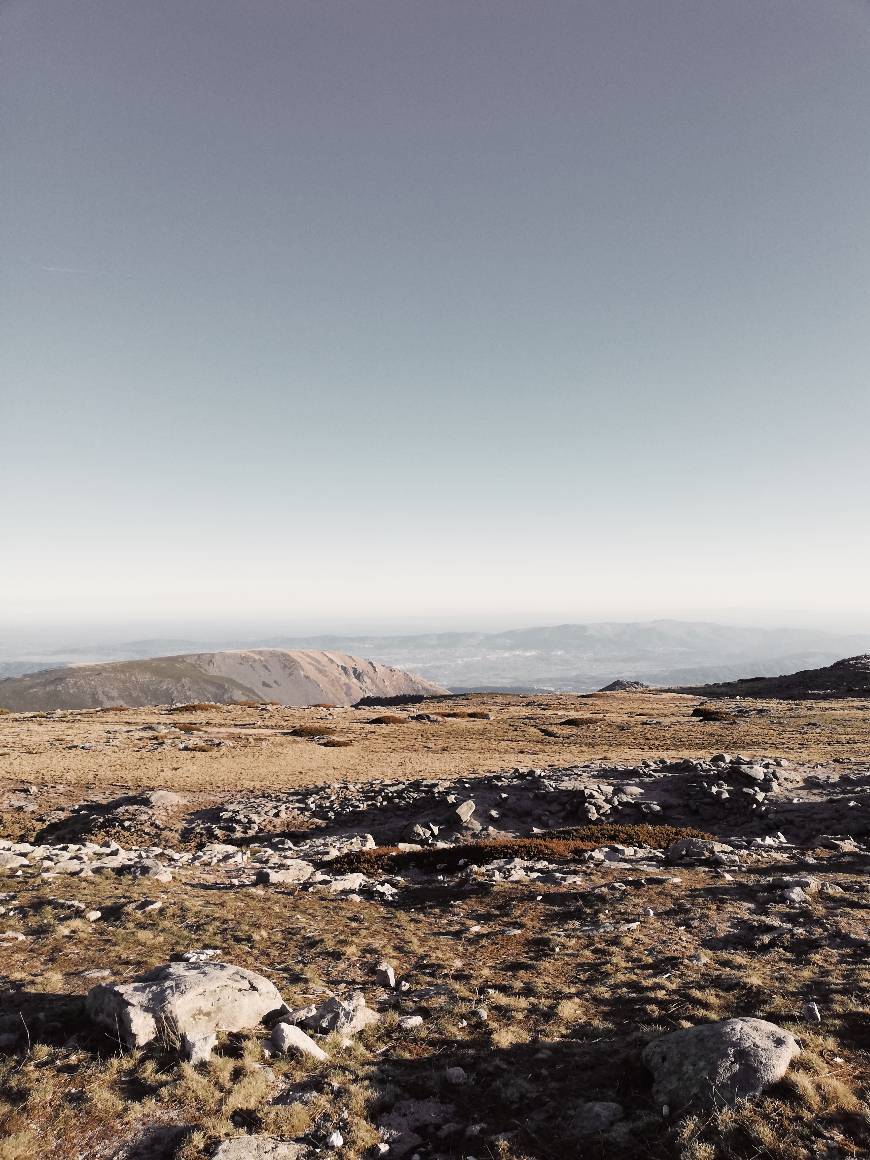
0 649 445 711
674 654 870 700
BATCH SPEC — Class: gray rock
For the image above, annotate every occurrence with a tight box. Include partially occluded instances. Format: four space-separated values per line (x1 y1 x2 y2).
271 1021 328 1060
182 1030 217 1063
378 1098 457 1158
300 991 378 1036
454 799 476 824
568 1100 623 1136
376 961 397 988
327 873 368 894
398 1015 423 1031
0 852 28 873
666 838 734 864
143 790 187 810
642 1018 800 1109
212 1139 307 1160
254 862 314 886
802 1002 821 1024
86 961 283 1052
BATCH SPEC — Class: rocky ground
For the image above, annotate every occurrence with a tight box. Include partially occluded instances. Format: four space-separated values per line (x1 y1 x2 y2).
0 693 867 1159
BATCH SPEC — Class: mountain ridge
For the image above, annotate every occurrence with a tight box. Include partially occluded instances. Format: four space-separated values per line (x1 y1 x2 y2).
0 649 445 711
673 654 870 700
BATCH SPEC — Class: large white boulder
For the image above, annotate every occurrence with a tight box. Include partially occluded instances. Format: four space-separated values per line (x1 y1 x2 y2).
86 961 283 1053
642 1017 800 1109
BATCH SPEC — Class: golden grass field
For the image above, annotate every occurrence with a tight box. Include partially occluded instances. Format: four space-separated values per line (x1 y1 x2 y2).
2 691 869 798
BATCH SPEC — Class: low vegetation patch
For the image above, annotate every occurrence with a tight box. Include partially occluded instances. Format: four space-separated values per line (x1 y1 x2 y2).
692 704 739 723
331 823 714 875
290 723 337 737
367 714 406 725
441 709 492 719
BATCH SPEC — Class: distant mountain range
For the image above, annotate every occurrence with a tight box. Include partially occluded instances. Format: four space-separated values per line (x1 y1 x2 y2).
675 654 870 700
2 620 869 694
0 650 444 711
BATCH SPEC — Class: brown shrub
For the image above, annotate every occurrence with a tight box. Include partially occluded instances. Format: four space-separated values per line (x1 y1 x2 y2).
692 704 738 723
291 724 337 738
320 738 353 747
367 714 406 725
330 823 714 875
560 716 598 726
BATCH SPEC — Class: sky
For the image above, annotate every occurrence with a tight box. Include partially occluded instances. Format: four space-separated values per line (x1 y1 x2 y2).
2 0 870 634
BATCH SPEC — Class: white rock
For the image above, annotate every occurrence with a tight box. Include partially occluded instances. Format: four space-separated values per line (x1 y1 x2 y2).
398 1015 423 1031
212 1138 307 1160
327 873 368 894
86 961 283 1052
271 1022 328 1061
254 862 314 886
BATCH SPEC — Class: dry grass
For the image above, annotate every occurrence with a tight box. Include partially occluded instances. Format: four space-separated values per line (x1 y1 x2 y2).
0 852 865 1160
1 691 868 795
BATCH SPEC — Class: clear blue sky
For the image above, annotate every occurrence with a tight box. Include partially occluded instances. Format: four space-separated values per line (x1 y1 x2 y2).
2 0 869 629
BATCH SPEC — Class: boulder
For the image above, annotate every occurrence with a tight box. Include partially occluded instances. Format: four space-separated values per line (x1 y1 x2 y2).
86 961 283 1052
642 1018 800 1109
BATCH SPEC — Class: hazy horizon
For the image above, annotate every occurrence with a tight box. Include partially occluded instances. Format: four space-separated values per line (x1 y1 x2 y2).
4 1 869 626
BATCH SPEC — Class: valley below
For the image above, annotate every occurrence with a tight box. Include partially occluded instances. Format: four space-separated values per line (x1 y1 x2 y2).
0 691 867 1159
